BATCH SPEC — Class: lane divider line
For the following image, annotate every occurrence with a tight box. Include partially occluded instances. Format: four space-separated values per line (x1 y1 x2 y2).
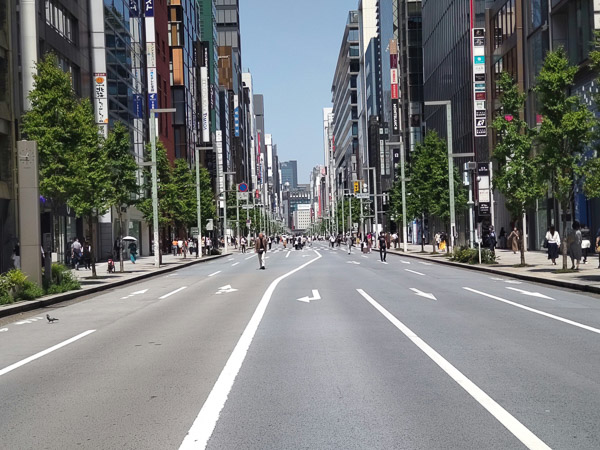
356 289 550 450
464 287 600 335
231 262 239 267
208 271 221 277
0 330 96 377
405 269 425 276
179 249 323 449
159 286 188 299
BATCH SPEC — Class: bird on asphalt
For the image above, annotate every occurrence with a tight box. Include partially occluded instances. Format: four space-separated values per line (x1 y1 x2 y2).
46 314 59 323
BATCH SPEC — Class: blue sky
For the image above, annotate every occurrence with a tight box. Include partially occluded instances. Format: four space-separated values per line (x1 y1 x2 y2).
239 0 354 184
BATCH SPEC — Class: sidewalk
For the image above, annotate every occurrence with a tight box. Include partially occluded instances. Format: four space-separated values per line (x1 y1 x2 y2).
0 252 227 319
387 243 600 295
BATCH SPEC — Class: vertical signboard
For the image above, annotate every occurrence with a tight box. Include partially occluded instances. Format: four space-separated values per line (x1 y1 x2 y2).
477 162 491 217
233 95 240 137
200 66 210 143
94 73 109 137
390 39 400 135
216 130 224 197
145 0 157 113
472 28 487 137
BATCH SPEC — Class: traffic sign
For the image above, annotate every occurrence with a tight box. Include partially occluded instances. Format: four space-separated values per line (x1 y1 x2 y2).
355 193 370 199
238 182 248 192
206 219 214 231
190 227 199 236
242 205 254 210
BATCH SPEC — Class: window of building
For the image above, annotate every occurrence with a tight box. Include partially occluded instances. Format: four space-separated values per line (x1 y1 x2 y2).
45 0 75 43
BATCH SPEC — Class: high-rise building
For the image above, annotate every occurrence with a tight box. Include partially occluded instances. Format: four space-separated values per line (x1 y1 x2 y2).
331 11 360 193
323 108 335 228
280 161 298 189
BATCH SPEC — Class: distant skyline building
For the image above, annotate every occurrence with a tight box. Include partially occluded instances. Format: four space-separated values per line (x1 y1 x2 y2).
280 160 298 189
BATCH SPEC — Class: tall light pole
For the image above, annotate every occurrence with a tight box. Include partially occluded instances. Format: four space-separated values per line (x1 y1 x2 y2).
363 167 378 236
150 108 176 268
223 171 236 254
195 146 212 258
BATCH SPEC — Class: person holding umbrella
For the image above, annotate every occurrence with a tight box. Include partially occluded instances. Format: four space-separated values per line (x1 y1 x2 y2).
123 236 137 264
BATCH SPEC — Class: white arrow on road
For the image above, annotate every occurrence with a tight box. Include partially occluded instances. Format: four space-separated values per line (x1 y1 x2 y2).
410 288 437 301
506 287 554 300
216 285 238 295
121 289 148 299
297 289 321 303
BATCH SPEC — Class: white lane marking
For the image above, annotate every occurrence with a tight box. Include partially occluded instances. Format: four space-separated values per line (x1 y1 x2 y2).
0 328 8 333
504 280 522 284
410 288 437 301
347 261 360 265
227 258 234 261
419 262 433 266
285 251 290 258
121 289 149 300
297 289 321 303
356 289 550 450
362 255 368 258
464 287 600 335
506 287 554 300
166 272 179 277
400 260 411 265
380 261 389 265
159 286 188 299
405 269 425 276
245 256 254 260
0 330 96 377
179 252 322 450
231 262 239 267
216 285 238 294
208 271 221 277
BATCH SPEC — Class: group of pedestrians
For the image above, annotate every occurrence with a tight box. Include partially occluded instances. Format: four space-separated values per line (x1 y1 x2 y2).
544 222 600 270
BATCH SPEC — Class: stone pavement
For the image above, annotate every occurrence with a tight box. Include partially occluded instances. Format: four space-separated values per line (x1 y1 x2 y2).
0 252 228 319
386 243 600 295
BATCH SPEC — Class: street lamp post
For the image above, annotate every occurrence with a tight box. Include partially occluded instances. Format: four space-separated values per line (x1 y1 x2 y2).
362 167 378 236
150 108 176 268
195 146 213 258
223 171 236 254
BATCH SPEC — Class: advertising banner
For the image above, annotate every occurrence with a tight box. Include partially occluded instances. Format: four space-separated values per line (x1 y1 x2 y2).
200 67 210 143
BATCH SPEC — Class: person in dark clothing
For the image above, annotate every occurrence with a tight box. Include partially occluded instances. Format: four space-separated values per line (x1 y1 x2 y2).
488 226 497 254
82 242 91 270
596 228 600 269
378 233 387 262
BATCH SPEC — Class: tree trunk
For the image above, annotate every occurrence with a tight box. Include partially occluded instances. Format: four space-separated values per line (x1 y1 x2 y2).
562 215 568 270
519 214 526 266
89 216 97 278
118 209 124 273
420 212 425 253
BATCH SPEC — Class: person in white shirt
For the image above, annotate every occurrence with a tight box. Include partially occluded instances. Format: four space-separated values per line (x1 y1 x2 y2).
545 225 560 266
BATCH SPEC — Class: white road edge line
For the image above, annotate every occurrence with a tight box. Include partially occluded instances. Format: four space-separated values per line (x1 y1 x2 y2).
179 250 323 450
356 289 550 450
208 271 222 277
159 286 187 299
464 287 600 335
0 330 96 377
405 269 425 276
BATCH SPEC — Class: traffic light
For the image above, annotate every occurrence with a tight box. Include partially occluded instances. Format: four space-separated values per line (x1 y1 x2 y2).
353 181 360 193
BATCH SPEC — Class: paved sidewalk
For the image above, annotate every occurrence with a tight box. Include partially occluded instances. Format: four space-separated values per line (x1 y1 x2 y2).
386 243 600 294
0 252 227 319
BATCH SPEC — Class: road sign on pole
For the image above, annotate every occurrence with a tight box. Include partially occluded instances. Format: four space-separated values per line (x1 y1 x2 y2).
238 182 248 192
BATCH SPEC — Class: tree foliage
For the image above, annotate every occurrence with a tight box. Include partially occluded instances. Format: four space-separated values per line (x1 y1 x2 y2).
492 72 545 265
535 47 596 268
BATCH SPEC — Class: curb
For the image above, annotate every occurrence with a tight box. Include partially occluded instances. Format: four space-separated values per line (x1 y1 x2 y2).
387 250 600 295
0 254 228 319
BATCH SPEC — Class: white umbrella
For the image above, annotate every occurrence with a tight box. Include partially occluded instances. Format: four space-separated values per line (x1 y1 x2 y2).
122 236 137 241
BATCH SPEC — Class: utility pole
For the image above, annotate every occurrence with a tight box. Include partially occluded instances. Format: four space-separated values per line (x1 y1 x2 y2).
150 108 176 268
195 146 212 258
223 171 236 254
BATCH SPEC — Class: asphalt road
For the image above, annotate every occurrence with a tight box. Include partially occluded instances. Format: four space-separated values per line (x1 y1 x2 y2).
2 241 600 449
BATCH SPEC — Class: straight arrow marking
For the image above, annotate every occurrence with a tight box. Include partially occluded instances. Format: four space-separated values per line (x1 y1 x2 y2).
506 287 554 300
410 288 437 301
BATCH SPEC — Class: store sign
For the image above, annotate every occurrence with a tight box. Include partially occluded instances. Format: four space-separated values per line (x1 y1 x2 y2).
147 68 157 94
146 43 156 68
477 162 491 217
472 28 487 137
93 74 108 132
200 67 210 143
390 39 399 136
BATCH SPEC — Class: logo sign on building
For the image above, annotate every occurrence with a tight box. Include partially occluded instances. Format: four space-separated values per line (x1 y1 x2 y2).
390 68 398 85
133 94 143 118
390 39 400 135
477 162 491 217
93 74 108 136
147 68 157 94
146 43 156 68
233 95 240 138
144 0 153 16
472 28 487 137
129 0 139 17
148 93 157 111
200 66 210 143
391 84 399 100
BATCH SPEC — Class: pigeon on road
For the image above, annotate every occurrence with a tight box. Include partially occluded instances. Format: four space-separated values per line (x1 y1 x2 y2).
46 314 59 323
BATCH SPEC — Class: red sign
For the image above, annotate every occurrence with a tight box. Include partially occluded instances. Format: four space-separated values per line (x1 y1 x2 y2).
391 84 399 100
475 92 486 101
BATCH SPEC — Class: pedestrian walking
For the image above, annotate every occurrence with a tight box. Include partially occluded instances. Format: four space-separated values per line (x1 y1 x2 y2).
581 224 591 264
71 238 82 270
378 233 387 262
347 234 353 254
545 226 560 265
240 236 247 253
82 241 91 269
268 236 272 250
567 221 582 270
255 232 267 269
508 227 520 254
499 227 507 249
488 226 497 254
12 242 20 269
128 241 137 264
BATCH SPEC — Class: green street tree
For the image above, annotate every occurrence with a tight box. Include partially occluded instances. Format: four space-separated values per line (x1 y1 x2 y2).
104 121 139 272
583 34 600 200
67 99 112 277
492 72 545 265
138 142 177 251
21 53 82 266
199 167 217 236
171 159 197 233
535 48 596 269
335 195 360 233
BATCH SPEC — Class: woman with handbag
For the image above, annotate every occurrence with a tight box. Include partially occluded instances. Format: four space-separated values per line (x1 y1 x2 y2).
545 225 560 266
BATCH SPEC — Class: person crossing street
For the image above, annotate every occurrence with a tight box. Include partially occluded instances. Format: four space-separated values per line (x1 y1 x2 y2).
378 232 387 262
255 232 268 270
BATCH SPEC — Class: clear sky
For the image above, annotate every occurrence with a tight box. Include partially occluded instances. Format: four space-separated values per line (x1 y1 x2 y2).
239 0 355 184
